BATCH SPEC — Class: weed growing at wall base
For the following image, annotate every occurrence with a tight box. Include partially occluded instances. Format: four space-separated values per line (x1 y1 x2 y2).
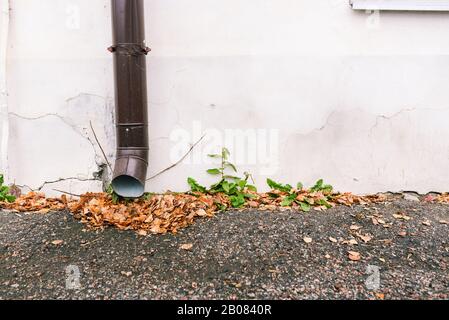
187 148 337 211
0 174 16 203
267 179 333 212
266 178 334 212
188 148 258 209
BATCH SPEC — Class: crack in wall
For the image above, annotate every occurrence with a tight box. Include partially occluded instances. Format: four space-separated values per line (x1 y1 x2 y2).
368 107 417 136
8 93 115 191
8 111 102 165
368 107 449 137
35 177 99 192
17 177 100 193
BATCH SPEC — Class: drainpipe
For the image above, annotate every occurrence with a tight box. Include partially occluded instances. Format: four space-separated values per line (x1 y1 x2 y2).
109 0 150 198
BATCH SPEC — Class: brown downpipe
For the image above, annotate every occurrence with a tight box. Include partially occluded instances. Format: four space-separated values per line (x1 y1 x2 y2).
109 0 150 197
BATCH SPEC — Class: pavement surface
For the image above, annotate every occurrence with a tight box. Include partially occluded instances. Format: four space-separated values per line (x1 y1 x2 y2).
1 196 448 300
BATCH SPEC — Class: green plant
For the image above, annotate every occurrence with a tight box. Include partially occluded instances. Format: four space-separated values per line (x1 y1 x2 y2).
310 179 333 194
0 174 16 203
107 184 142 204
187 178 207 193
107 184 121 204
266 178 333 212
188 148 257 208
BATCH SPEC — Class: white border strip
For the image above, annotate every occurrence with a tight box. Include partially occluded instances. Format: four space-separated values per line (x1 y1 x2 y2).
350 0 449 11
0 0 10 178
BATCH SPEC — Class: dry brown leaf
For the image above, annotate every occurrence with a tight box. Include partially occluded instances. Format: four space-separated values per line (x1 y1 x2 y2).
345 239 358 246
375 293 385 300
393 213 411 221
439 220 449 225
329 237 338 243
357 234 373 243
137 230 148 236
422 220 431 226
247 201 259 208
51 240 63 246
348 251 361 261
303 237 313 244
180 243 193 251
350 225 362 231
196 209 207 217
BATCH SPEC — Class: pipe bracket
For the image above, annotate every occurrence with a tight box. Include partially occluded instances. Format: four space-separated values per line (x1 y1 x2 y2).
108 43 151 56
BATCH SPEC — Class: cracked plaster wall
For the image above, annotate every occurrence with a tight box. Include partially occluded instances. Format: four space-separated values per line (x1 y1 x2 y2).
2 0 449 195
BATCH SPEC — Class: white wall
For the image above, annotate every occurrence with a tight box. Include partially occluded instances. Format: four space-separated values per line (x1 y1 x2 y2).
2 0 449 195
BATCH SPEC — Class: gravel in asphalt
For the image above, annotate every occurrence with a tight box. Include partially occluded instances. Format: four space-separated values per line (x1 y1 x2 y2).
0 197 448 300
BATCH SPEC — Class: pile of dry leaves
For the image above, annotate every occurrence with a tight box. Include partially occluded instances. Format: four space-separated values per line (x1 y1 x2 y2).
435 194 449 203
254 190 386 211
0 190 387 235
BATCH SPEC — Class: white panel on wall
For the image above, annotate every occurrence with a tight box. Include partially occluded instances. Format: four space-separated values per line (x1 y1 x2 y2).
351 0 449 11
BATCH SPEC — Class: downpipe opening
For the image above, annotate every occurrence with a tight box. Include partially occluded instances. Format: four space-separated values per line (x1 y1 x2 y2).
112 176 144 198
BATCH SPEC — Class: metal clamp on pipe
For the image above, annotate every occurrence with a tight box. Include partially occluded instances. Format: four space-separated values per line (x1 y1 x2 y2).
110 0 149 198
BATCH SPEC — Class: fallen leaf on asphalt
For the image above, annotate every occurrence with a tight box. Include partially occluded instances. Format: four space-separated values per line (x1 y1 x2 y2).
375 293 385 300
422 220 431 226
357 233 373 243
196 209 208 217
439 220 449 225
379 257 386 263
325 254 331 259
398 231 407 237
268 269 281 274
137 230 148 236
393 213 411 221
303 237 313 244
372 217 379 225
180 243 193 251
121 271 132 277
247 201 259 208
348 251 361 261
51 240 63 246
329 237 338 243
350 225 362 231
436 194 449 203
